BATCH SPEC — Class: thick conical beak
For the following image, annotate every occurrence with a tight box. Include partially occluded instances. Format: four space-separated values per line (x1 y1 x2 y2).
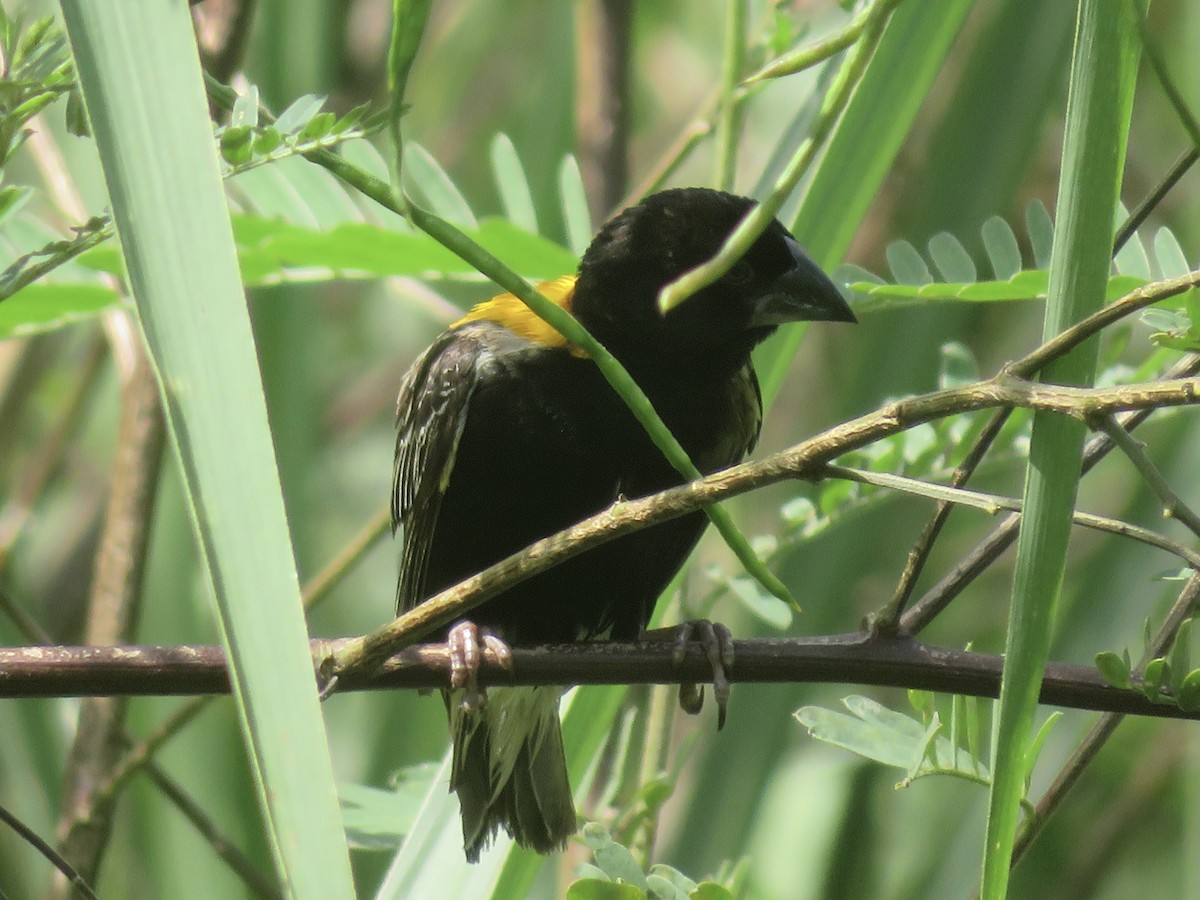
747 237 857 327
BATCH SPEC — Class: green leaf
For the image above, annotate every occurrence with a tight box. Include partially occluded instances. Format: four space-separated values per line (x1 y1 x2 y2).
981 215 1022 279
796 697 927 770
565 881 645 900
60 1 356 893
1169 618 1193 697
0 282 117 338
299 111 337 141
1153 225 1190 279
275 92 327 134
983 6 1138 893
1022 711 1061 789
582 824 648 890
938 341 979 390
0 184 33 226
1142 655 1168 700
1094 650 1132 689
558 154 592 256
403 142 477 227
724 574 793 630
339 763 439 850
231 85 259 127
646 865 698 897
1111 202 1151 278
1177 670 1200 712
885 239 932 285
490 133 538 233
228 215 576 285
1024 198 1055 268
928 231 976 283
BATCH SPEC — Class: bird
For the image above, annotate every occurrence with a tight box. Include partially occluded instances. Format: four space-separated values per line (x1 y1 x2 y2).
391 187 855 862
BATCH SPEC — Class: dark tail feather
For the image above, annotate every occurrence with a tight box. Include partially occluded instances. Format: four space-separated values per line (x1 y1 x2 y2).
450 686 576 862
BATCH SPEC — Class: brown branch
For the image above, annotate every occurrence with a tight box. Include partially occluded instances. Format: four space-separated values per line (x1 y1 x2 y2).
54 347 166 892
1 635 1197 722
330 370 1200 678
900 353 1200 634
575 0 633 219
880 267 1200 626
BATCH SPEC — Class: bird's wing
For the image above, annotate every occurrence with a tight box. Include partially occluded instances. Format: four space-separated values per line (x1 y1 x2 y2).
392 325 492 613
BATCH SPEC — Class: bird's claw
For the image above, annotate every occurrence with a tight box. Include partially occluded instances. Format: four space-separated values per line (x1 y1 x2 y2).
673 619 735 730
447 621 513 712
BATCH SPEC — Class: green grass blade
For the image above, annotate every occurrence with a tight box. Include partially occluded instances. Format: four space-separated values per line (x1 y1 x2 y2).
979 4 1138 897
57 2 354 896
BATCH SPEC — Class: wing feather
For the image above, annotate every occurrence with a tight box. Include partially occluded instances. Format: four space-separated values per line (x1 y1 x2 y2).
392 327 489 613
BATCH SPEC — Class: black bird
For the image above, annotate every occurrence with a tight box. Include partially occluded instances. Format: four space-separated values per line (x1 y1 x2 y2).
392 187 855 862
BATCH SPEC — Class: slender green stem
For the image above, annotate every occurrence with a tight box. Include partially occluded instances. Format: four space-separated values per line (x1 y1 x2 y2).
1098 414 1200 537
713 0 746 190
1131 0 1200 152
659 0 900 312
827 465 1200 571
385 0 432 190
743 0 905 84
301 504 391 611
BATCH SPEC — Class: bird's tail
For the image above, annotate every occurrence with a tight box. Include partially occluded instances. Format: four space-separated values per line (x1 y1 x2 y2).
450 685 577 863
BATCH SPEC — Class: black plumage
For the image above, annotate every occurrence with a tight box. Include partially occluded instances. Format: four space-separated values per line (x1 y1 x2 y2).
392 188 854 861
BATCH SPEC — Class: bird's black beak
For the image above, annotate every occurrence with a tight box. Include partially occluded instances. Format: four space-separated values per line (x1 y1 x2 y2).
747 237 857 327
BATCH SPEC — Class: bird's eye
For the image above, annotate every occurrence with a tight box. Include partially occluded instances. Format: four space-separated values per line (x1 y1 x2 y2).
726 261 754 286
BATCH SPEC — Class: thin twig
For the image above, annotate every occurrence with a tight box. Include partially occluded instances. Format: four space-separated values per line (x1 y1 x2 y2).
885 139 1200 625
1098 412 1200 537
332 369 1200 677
659 0 901 312
901 354 1200 634
0 802 99 900
743 0 905 84
825 464 1200 570
141 763 282 900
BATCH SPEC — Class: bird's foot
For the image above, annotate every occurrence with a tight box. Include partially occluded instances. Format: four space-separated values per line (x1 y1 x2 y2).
646 620 735 730
447 620 513 712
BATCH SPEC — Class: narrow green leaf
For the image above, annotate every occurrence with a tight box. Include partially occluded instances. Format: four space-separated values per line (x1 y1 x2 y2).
1024 198 1055 269
403 142 477 227
1111 202 1151 278
0 282 117 338
558 154 593 256
275 92 327 134
981 215 1022 279
938 341 979 390
885 240 932 285
490 133 538 233
928 232 976 283
1153 225 1190 279
981 5 1138 896
59 2 355 895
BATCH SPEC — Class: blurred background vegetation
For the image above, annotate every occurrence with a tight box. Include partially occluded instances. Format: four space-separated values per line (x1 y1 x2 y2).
1 0 1198 897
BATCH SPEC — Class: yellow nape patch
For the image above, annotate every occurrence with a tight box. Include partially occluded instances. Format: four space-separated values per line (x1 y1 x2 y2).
452 276 587 357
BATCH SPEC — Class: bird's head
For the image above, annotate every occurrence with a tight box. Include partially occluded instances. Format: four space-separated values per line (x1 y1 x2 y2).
572 188 855 374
